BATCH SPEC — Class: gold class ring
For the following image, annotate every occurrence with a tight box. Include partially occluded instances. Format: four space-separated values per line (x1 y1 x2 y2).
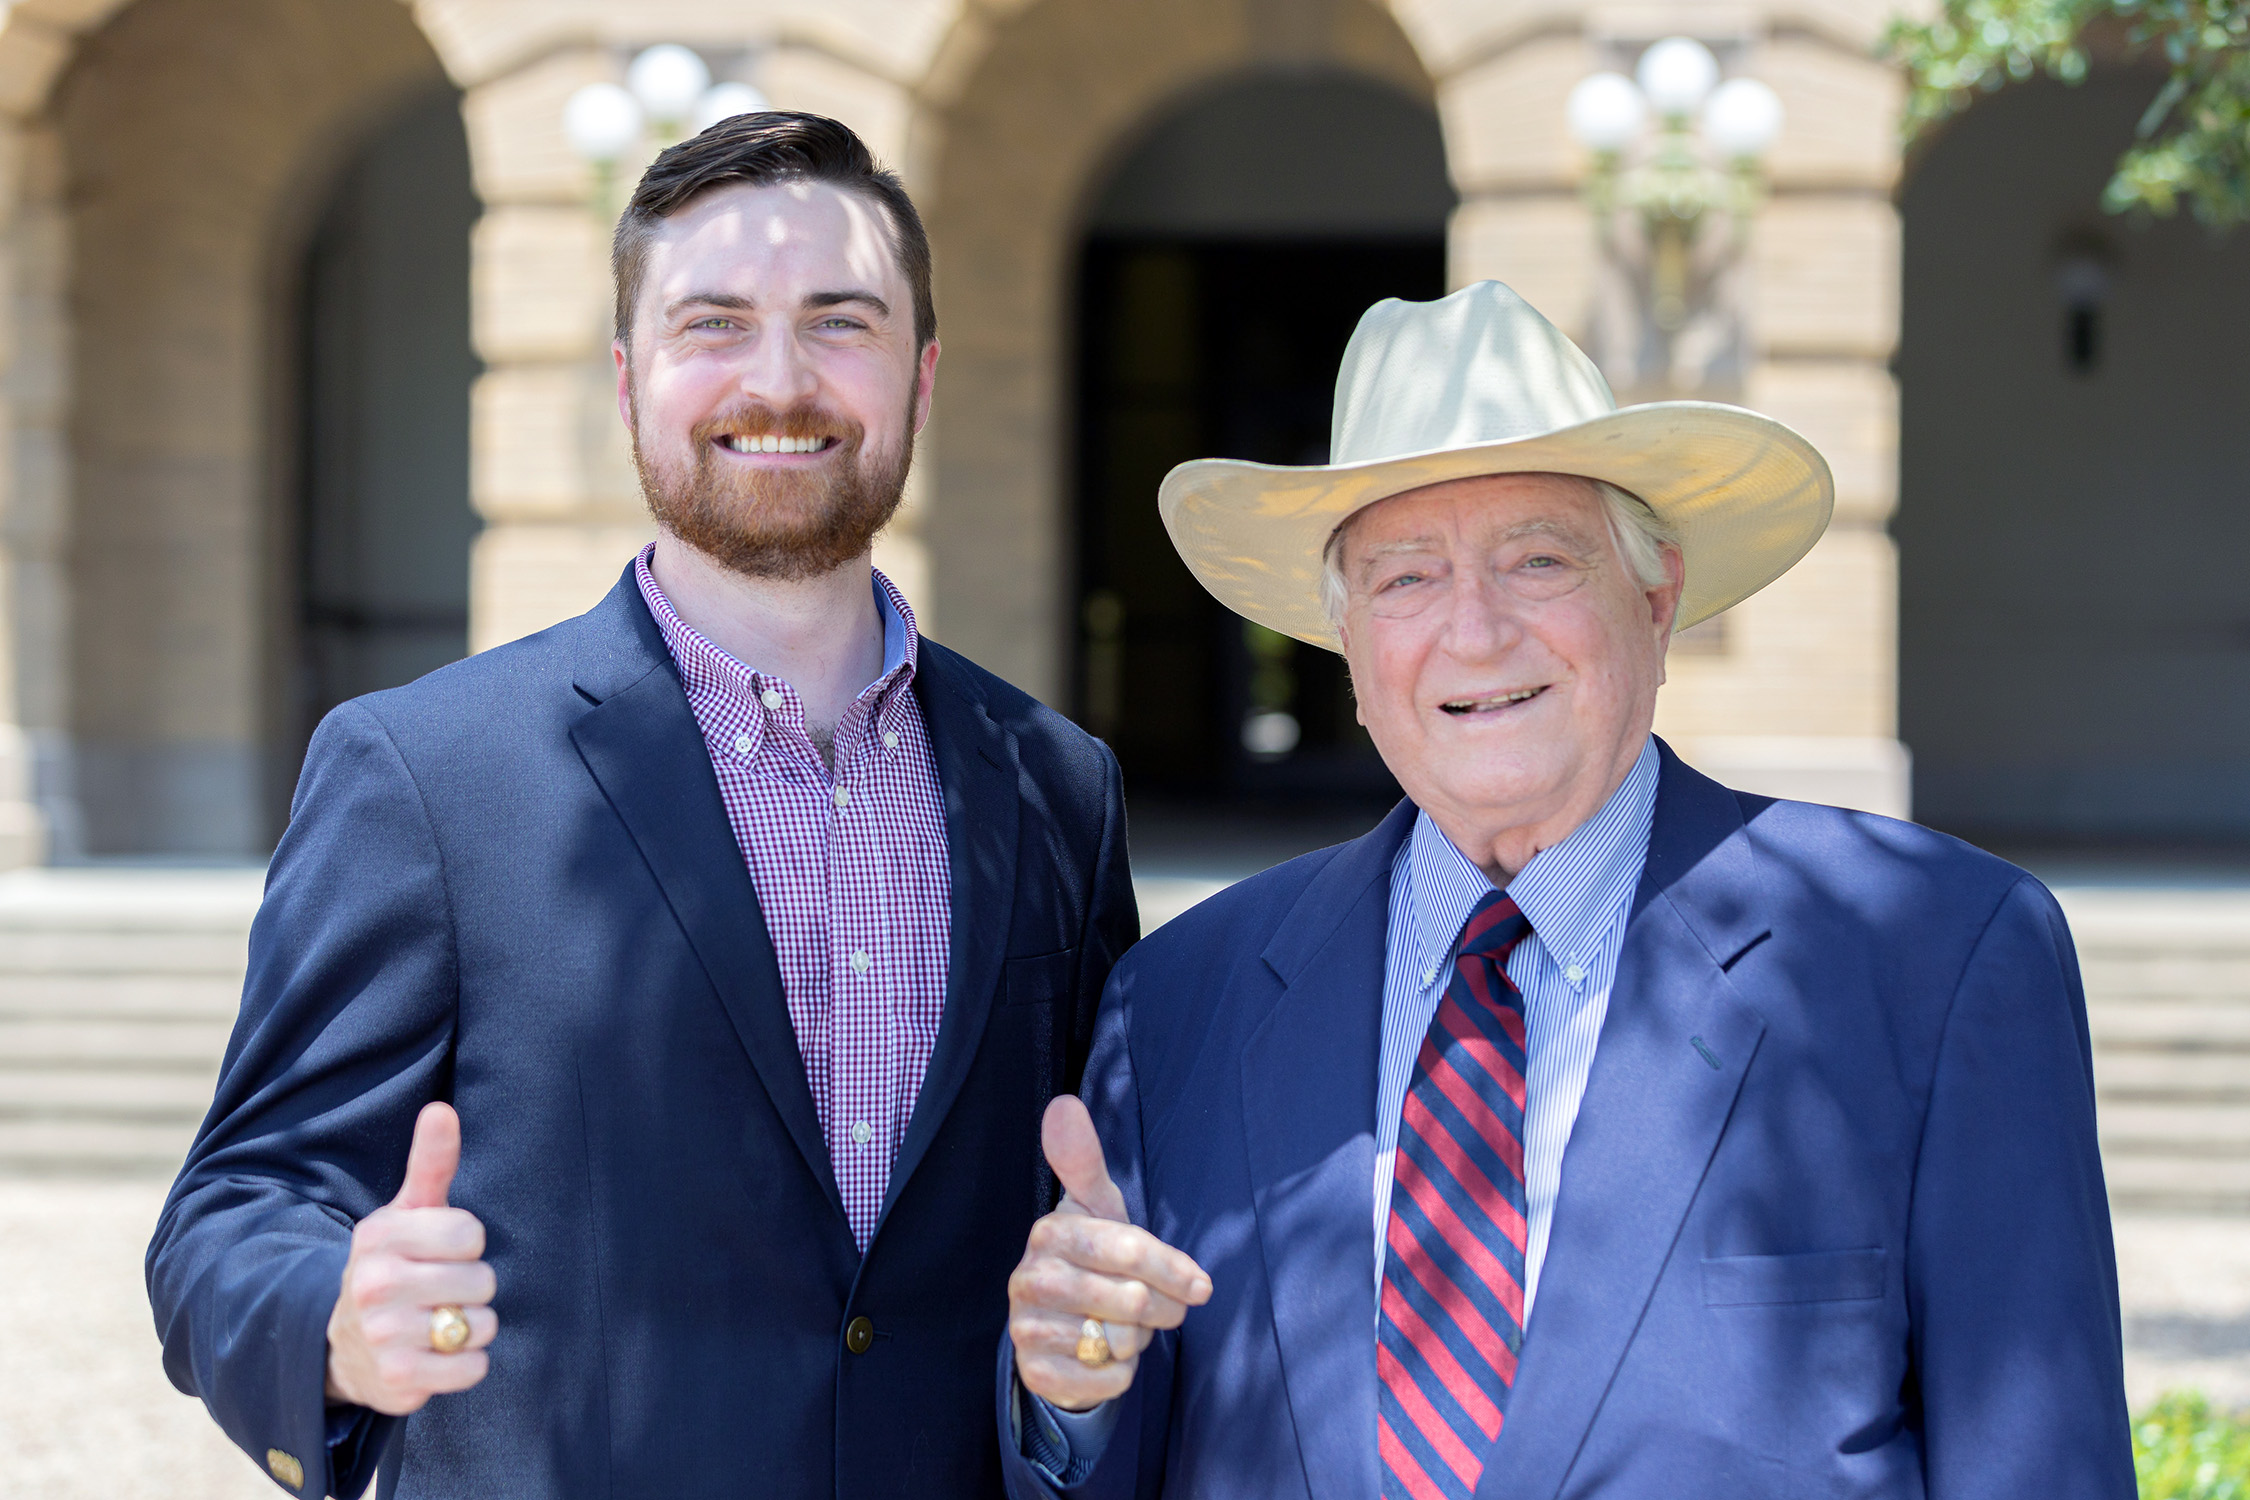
429 1304 472 1355
1074 1317 1113 1368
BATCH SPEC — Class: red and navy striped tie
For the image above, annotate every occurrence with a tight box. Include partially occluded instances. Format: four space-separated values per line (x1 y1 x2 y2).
1379 891 1533 1500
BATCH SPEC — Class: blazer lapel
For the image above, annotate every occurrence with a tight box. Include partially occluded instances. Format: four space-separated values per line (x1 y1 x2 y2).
566 575 845 1225
1241 801 1415 1500
1481 744 1772 1500
883 641 1021 1213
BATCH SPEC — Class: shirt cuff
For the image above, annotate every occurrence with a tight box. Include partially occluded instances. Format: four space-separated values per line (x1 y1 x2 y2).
1016 1378 1120 1485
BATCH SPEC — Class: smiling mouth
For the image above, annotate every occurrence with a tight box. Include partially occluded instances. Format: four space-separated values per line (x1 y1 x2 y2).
1440 686 1546 716
718 434 839 455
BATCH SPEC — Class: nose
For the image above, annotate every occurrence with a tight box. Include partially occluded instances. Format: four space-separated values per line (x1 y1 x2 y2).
733 319 819 408
1442 568 1526 661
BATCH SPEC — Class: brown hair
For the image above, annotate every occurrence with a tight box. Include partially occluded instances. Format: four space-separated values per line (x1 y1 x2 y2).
612 111 935 351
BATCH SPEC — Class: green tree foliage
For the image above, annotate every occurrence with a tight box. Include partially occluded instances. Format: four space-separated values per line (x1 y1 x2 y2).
2135 1393 2250 1499
1887 1 2250 224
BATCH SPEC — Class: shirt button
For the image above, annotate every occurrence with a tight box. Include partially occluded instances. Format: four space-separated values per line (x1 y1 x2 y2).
1564 963 1587 986
1422 964 1440 986
882 731 899 750
850 949 871 974
732 733 753 756
760 688 783 709
833 787 850 808
851 1120 874 1146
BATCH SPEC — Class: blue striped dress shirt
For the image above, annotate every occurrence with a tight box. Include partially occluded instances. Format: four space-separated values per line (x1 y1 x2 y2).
1020 738 1660 1477
1375 736 1658 1317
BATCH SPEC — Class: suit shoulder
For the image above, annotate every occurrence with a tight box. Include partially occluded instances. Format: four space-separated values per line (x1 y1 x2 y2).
916 636 1110 773
1737 793 2043 924
1121 841 1352 976
317 601 628 760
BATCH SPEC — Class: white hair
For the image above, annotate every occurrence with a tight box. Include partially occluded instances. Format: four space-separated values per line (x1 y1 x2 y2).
1318 475 1680 628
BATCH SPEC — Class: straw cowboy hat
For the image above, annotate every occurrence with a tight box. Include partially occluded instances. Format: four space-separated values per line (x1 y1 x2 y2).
1156 279 1834 651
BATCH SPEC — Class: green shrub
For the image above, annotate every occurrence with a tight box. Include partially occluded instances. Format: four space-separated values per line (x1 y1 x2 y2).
2137 1392 2250 1500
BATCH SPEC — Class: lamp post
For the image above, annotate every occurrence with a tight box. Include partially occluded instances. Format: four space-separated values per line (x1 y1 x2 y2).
563 46 772 216
1567 38 1782 389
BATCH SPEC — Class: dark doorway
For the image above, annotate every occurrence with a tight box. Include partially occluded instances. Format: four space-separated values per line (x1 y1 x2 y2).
295 81 480 765
1077 239 1442 797
1073 70 1452 807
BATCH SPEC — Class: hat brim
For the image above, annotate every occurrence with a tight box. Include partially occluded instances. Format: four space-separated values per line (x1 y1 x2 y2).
1157 400 1835 651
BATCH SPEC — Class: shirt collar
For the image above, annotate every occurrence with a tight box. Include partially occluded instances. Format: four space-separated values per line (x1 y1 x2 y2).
1406 737 1661 973
633 543 921 706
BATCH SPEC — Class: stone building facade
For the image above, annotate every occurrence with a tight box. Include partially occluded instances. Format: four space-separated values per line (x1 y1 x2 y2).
0 0 2236 862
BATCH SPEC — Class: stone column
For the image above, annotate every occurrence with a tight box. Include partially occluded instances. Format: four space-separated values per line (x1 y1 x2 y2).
458 42 652 652
0 0 134 867
1664 19 1910 818
0 116 70 866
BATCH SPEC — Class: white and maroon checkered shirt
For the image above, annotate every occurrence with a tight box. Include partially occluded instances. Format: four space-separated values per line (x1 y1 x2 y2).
635 547 952 1251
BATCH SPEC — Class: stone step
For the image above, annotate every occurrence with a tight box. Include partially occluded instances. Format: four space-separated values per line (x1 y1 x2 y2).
0 1018 233 1069
0 1067 217 1121
2088 1002 2250 1049
0 973 242 1021
2096 1049 2250 1102
0 930 250 976
2100 1101 2250 1155
0 1115 197 1176
2079 962 2250 1002
2098 1150 2250 1214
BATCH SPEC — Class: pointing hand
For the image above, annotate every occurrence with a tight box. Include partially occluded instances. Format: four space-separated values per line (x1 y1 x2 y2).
1008 1095 1211 1412
324 1102 497 1414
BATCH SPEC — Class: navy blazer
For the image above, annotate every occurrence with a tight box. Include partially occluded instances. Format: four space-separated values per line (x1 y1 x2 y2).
1001 743 2133 1500
148 569 1136 1499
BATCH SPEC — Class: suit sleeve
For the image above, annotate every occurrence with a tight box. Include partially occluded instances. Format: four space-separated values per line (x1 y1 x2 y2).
145 701 460 1498
1000 945 1175 1500
1069 742 1140 1093
1907 875 2136 1499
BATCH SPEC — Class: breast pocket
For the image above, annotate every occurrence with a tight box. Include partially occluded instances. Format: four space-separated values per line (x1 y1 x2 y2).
1701 1248 1886 1307
1002 948 1076 1006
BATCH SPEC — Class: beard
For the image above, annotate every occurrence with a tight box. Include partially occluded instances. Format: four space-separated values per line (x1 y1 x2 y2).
632 395 913 583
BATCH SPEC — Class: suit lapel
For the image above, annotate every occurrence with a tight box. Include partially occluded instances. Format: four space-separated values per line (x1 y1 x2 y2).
1242 801 1415 1500
883 641 1021 1213
1481 744 1772 1500
566 575 846 1225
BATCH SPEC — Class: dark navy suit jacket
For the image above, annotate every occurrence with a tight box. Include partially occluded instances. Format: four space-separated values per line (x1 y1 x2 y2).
1000 744 2133 1500
147 569 1137 1498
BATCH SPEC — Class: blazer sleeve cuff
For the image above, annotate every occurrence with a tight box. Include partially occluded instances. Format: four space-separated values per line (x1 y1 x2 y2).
252 1243 399 1498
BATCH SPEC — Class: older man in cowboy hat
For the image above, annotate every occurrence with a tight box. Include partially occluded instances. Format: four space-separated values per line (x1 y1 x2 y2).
994 281 2134 1500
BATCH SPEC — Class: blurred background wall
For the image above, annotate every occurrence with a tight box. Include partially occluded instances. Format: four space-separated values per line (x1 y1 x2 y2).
0 0 2227 860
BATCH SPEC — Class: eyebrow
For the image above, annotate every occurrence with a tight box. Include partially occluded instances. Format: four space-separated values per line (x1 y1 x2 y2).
804 288 891 318
662 288 894 322
1350 518 1598 574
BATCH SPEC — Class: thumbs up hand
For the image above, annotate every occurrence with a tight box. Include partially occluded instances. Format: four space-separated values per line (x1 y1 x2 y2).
324 1102 497 1414
1009 1096 1212 1412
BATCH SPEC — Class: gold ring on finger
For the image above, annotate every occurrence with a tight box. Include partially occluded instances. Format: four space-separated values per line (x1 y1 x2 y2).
429 1304 472 1355
1074 1317 1113 1368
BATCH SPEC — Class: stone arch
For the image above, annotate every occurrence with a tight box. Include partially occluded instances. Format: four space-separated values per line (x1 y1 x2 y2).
0 0 465 855
1898 68 2250 841
916 0 1435 703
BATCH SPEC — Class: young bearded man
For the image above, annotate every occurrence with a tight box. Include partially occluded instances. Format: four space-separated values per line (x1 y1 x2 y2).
148 113 1136 1499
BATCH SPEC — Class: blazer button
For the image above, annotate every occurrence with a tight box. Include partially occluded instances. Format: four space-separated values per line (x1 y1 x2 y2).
845 1315 875 1355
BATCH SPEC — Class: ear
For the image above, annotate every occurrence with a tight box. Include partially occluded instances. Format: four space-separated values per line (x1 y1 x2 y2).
912 338 941 435
1650 544 1684 686
1649 543 1685 638
613 342 634 431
